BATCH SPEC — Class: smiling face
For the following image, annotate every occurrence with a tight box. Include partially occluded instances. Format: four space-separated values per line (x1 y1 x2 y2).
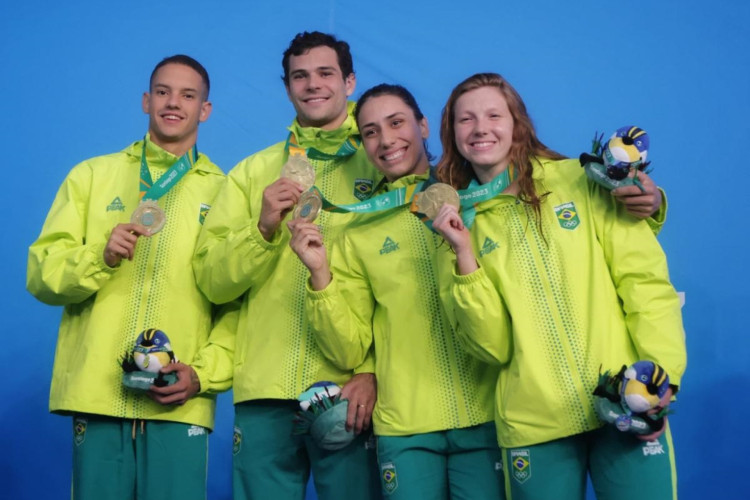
285 45 355 130
453 85 515 183
357 94 429 182
142 62 211 156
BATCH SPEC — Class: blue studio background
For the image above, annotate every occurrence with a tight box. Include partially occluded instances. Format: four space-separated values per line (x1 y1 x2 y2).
2 1 748 498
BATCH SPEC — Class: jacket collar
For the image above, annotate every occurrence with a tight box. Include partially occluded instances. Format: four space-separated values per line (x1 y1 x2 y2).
124 134 218 174
378 172 430 194
473 157 549 212
287 101 360 154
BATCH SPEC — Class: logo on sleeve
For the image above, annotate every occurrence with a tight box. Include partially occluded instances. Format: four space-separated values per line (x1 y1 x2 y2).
554 202 580 230
107 197 126 212
511 449 531 483
199 203 211 225
479 237 500 257
354 178 374 201
380 237 400 255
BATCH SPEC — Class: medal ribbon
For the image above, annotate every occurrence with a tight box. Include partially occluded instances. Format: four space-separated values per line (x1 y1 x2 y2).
285 131 360 161
304 166 515 229
311 181 427 215
458 166 514 228
139 139 198 201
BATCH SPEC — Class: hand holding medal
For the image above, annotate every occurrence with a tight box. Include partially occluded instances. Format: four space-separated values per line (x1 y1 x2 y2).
103 223 152 267
281 154 322 223
426 184 480 276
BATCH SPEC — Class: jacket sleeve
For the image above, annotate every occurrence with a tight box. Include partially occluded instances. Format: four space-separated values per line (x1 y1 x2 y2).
353 347 376 374
439 249 511 366
193 157 284 304
591 184 686 387
306 236 375 372
190 297 240 394
646 187 668 235
27 163 118 305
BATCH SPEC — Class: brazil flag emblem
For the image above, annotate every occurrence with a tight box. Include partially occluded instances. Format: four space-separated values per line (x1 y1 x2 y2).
354 178 374 201
554 202 580 230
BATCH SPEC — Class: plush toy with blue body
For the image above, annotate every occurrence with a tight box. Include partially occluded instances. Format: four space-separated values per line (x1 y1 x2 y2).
593 360 671 435
580 126 651 191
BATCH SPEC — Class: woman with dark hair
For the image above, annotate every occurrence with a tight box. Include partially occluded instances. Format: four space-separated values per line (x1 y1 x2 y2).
289 84 504 500
432 72 686 500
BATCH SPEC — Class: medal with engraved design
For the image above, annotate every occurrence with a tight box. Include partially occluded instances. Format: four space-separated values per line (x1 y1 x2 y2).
293 190 323 222
281 154 316 191
415 183 460 220
131 200 166 234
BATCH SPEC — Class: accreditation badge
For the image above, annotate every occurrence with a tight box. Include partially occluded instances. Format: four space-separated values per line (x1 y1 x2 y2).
130 200 166 234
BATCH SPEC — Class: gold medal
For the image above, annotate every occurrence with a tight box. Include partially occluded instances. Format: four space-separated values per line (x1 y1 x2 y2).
131 200 166 234
415 183 460 220
281 154 316 191
293 190 323 222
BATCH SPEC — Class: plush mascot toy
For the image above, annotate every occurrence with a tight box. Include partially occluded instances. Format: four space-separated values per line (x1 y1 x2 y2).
580 125 651 191
121 328 178 390
593 360 671 435
293 381 355 451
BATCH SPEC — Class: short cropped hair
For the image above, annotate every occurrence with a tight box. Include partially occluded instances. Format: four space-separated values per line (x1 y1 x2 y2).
150 54 210 99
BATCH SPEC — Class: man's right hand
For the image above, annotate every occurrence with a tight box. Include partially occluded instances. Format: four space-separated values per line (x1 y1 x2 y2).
258 178 304 241
103 223 150 267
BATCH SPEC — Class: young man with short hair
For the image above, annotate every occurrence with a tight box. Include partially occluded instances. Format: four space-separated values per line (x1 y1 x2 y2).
193 32 381 500
28 54 235 500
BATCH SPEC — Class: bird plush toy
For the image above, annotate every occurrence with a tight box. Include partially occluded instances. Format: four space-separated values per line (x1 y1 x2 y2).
593 360 671 435
580 126 651 191
121 328 178 390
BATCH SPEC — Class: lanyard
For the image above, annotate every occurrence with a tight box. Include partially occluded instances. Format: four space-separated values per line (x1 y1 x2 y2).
285 130 360 161
139 139 197 201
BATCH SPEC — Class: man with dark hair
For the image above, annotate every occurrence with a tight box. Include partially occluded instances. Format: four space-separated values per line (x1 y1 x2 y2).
194 32 381 500
27 55 235 500
150 54 211 99
281 31 354 85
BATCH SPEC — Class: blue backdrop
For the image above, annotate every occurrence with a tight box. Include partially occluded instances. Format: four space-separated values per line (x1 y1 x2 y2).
2 1 748 498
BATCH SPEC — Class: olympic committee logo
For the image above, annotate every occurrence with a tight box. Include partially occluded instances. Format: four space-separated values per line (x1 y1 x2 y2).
381 461 398 495
511 449 532 484
354 178 374 201
73 417 87 446
554 202 580 230
233 426 242 456
199 203 211 225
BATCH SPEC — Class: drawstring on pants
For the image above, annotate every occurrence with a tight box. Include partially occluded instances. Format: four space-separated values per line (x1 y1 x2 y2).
131 420 146 440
